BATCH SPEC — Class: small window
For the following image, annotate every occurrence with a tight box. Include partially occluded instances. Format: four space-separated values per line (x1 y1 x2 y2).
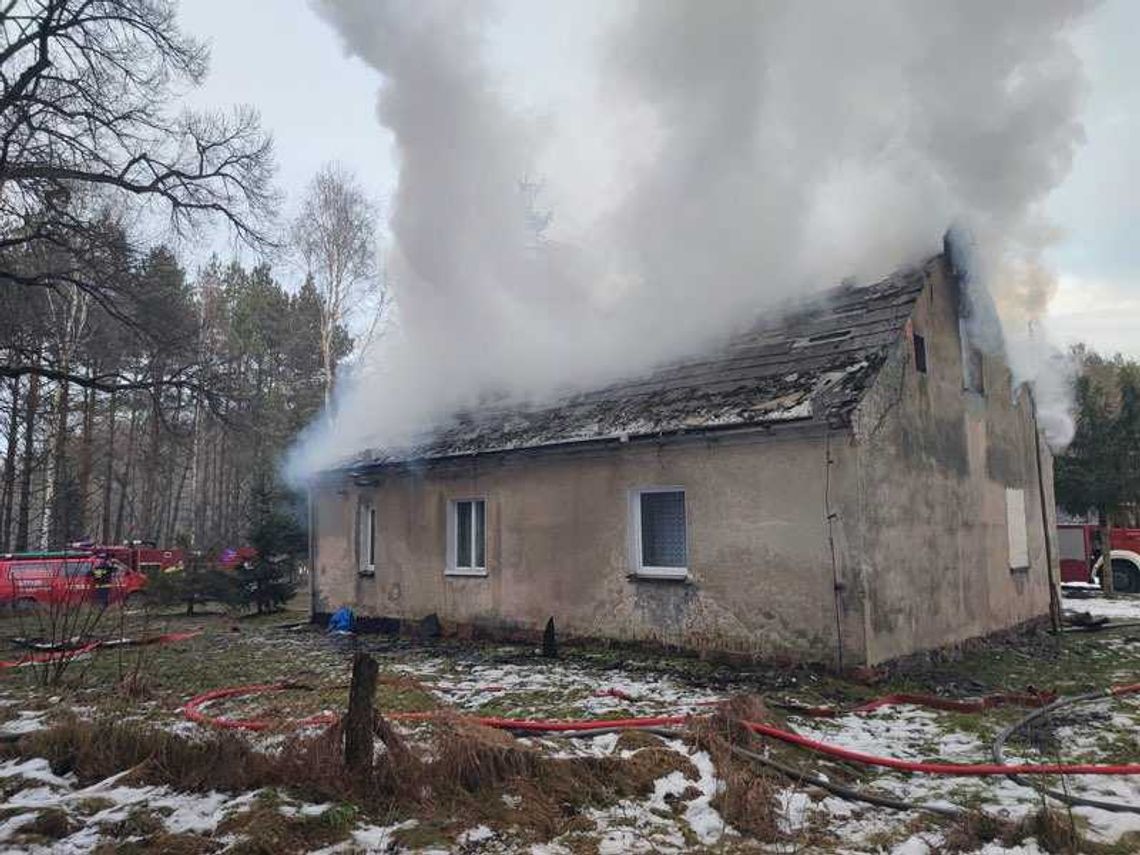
1006 488 1029 570
631 488 688 579
447 499 486 576
358 502 376 575
913 333 927 374
11 563 46 579
64 561 93 578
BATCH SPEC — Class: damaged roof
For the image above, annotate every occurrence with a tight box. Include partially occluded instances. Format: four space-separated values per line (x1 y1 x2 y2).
354 259 933 469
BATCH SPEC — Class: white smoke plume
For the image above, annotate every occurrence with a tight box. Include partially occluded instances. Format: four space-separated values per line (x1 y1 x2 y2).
291 0 1092 478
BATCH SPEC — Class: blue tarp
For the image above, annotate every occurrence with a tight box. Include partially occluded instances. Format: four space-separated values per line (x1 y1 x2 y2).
327 606 354 633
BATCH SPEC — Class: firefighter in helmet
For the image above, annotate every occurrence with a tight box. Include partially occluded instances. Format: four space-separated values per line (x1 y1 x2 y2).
90 556 115 609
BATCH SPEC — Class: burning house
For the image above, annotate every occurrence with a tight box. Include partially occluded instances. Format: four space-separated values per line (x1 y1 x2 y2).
308 251 1059 667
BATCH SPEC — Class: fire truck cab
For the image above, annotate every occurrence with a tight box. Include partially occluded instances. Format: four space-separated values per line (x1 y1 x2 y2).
1058 524 1140 593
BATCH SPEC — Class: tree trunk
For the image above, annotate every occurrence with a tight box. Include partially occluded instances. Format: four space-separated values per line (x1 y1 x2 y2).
15 369 40 552
343 651 378 776
115 401 140 543
77 378 95 538
101 389 117 543
320 320 335 419
40 375 70 549
189 392 203 548
168 455 192 545
0 377 21 553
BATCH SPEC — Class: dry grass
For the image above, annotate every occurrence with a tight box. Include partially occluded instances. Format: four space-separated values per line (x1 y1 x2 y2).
10 713 351 802
940 806 1097 855
91 832 216 855
23 807 76 840
218 792 355 855
687 694 786 842
3 710 732 847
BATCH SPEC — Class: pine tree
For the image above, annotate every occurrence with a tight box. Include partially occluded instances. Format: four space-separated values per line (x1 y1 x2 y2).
234 480 304 614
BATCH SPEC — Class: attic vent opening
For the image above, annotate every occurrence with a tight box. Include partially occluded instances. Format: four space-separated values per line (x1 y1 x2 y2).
913 333 927 374
794 329 853 348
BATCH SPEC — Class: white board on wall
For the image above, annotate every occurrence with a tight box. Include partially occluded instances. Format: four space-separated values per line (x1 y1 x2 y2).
1006 488 1029 570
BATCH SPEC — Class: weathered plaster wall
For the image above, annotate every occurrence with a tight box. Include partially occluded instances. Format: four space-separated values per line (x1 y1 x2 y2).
312 430 864 665
850 260 1055 665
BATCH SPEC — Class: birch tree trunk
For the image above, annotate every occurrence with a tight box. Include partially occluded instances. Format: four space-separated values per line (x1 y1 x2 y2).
101 389 117 543
15 369 40 552
0 377 21 552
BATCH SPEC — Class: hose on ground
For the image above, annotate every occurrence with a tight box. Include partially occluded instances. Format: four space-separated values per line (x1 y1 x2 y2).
991 687 1140 815
543 722 967 818
728 743 963 818
182 682 1140 776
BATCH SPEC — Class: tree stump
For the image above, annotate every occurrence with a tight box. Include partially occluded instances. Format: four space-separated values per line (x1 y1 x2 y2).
344 651 379 775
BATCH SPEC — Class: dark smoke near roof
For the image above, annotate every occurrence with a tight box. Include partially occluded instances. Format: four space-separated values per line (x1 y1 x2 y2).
289 0 1091 480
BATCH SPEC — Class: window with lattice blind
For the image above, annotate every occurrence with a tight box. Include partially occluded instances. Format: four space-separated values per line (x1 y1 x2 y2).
631 488 688 579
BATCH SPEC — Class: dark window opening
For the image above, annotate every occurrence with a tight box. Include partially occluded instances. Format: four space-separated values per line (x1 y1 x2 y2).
639 490 688 569
368 507 376 567
964 345 984 393
913 333 927 374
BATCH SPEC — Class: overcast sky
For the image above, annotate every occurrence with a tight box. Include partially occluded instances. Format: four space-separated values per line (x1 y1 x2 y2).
179 0 1139 357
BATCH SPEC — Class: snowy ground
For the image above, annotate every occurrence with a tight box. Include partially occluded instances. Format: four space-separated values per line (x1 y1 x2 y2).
1064 590 1140 621
0 606 1136 853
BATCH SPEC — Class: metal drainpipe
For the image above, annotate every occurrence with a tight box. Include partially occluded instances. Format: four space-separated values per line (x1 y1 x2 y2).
825 427 845 671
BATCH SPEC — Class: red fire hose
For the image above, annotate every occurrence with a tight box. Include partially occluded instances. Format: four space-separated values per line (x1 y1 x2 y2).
181 683 338 731
0 630 202 670
180 680 1140 777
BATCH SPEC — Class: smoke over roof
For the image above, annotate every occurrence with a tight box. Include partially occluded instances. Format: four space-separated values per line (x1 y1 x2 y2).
289 0 1091 480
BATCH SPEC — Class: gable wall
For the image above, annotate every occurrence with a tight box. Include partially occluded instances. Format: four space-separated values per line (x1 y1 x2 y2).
849 259 1055 665
311 429 865 666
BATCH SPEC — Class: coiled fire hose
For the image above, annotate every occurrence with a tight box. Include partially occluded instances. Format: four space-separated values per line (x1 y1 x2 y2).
991 682 1140 815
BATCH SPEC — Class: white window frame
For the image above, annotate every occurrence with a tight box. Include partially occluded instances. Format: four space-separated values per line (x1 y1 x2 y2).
446 497 488 577
358 502 376 576
1006 488 1029 571
629 487 689 580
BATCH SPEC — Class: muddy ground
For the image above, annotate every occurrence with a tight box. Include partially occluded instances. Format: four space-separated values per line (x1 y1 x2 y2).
0 593 1135 854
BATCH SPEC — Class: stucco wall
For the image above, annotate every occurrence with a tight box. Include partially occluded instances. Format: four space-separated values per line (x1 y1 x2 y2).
850 260 1055 664
312 430 863 665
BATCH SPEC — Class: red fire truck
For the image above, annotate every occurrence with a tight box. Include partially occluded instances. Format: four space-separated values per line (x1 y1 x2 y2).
1058 523 1140 593
0 553 149 609
0 541 187 610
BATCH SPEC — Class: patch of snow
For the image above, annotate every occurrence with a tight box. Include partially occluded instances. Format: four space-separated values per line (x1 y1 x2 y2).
0 758 73 788
458 824 495 844
529 843 573 855
1065 593 1140 621
0 711 48 737
278 801 331 818
0 811 38 841
351 818 418 850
